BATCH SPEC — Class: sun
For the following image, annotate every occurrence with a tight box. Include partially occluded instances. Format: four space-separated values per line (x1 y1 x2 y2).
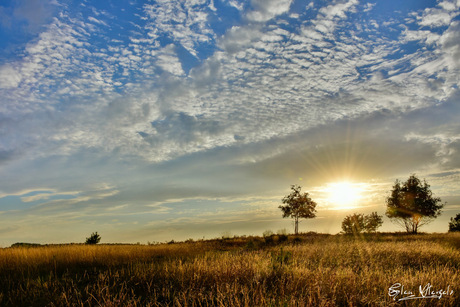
324 181 364 209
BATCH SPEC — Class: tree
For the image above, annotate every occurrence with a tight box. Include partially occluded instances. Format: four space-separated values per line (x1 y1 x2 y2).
448 213 460 232
342 213 365 234
385 175 444 234
342 212 383 234
342 212 384 234
279 185 317 234
85 232 101 244
364 212 383 233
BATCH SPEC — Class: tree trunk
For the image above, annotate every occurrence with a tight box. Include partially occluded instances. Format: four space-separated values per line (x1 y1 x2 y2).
295 215 299 234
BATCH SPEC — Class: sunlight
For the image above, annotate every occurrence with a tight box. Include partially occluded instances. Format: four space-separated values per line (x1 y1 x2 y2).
324 181 364 209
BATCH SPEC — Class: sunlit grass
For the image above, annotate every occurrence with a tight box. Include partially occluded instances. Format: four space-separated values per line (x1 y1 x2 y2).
0 233 459 306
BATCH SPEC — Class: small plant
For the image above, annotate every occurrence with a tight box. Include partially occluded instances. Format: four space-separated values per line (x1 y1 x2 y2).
85 232 101 244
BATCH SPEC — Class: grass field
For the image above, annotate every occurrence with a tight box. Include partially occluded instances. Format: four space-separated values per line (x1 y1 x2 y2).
0 233 459 306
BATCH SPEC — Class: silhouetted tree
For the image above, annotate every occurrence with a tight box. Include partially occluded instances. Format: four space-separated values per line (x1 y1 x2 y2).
342 213 365 234
279 185 317 234
385 175 444 234
85 232 101 244
449 213 460 232
364 212 383 233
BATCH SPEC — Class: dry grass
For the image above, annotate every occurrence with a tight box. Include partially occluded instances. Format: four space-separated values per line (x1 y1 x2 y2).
0 233 459 306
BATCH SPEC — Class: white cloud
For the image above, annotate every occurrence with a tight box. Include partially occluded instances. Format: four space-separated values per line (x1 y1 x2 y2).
88 16 108 27
419 9 453 27
363 2 376 12
246 0 293 22
219 25 263 54
401 27 441 45
20 190 80 203
413 0 460 28
156 45 185 76
0 65 22 89
440 20 460 69
319 0 358 20
143 0 216 57
439 0 458 11
228 0 244 11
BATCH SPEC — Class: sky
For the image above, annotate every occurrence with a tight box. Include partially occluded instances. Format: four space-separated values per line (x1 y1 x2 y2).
0 0 459 246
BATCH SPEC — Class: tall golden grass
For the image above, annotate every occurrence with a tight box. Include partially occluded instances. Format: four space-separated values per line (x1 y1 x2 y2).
0 233 459 306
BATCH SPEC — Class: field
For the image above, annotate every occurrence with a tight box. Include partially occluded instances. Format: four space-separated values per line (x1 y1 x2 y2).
0 233 459 306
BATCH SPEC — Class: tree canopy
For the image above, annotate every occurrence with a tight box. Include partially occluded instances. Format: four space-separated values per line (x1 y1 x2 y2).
279 185 317 234
385 175 444 234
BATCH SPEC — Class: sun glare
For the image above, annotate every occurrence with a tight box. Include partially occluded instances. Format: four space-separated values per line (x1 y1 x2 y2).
325 181 364 209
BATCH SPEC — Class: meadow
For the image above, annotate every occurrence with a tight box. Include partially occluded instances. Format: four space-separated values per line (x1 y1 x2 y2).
0 233 459 306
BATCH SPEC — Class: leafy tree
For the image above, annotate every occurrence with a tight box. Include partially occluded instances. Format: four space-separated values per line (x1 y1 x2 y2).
342 212 384 234
448 213 460 232
85 232 101 244
342 213 365 234
364 212 383 233
279 185 317 234
385 175 444 234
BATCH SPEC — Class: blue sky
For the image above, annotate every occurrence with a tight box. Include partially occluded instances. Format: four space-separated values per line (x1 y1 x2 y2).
1 0 460 246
